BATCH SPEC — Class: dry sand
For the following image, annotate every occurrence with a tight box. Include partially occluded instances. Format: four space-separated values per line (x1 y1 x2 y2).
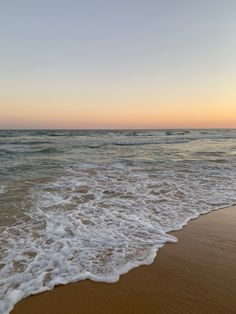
12 206 236 314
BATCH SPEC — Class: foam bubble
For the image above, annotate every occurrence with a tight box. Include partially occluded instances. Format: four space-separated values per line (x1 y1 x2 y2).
1 133 236 314
0 185 7 194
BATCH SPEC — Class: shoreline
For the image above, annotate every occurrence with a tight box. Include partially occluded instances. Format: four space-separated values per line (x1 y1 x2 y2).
12 205 236 314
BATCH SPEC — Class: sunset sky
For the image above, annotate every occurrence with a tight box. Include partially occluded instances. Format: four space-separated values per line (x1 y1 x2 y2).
0 0 236 129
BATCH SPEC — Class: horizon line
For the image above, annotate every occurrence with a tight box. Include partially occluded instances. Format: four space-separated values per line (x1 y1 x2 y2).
0 127 235 131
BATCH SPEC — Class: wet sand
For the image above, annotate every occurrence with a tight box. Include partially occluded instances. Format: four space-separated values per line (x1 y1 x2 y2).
12 206 236 314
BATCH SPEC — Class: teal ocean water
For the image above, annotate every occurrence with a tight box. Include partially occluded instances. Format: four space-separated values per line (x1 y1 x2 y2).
0 129 236 313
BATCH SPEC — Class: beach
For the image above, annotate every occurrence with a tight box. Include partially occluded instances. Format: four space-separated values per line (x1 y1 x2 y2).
1 0 236 311
11 205 236 314
1 129 236 314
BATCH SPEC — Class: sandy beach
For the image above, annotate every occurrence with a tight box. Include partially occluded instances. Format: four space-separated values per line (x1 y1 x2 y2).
11 205 236 314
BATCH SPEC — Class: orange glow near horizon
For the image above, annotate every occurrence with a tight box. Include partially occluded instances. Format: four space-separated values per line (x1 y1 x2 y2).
1 64 236 129
1 96 236 129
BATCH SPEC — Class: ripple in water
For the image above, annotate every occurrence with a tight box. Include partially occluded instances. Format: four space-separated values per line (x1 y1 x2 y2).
0 129 236 314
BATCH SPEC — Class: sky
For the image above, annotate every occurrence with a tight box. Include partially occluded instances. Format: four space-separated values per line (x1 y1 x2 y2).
0 0 236 129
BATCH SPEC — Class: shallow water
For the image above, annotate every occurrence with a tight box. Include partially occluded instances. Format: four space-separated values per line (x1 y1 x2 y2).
0 129 236 314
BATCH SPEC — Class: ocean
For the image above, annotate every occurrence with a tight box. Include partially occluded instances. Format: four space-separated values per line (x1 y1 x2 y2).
0 129 236 314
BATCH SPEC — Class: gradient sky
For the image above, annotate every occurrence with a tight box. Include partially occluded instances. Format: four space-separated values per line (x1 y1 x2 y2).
0 0 236 129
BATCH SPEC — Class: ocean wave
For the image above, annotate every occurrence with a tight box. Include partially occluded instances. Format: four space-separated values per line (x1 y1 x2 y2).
29 147 59 154
80 139 191 149
114 139 190 146
0 147 59 155
1 158 236 314
8 141 51 145
165 130 190 136
1 130 236 314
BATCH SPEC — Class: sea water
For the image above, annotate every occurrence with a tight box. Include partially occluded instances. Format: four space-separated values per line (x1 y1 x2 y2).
0 129 236 313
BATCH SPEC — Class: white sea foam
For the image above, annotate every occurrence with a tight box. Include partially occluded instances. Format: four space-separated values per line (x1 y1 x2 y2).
1 129 236 314
0 185 7 194
0 159 236 314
